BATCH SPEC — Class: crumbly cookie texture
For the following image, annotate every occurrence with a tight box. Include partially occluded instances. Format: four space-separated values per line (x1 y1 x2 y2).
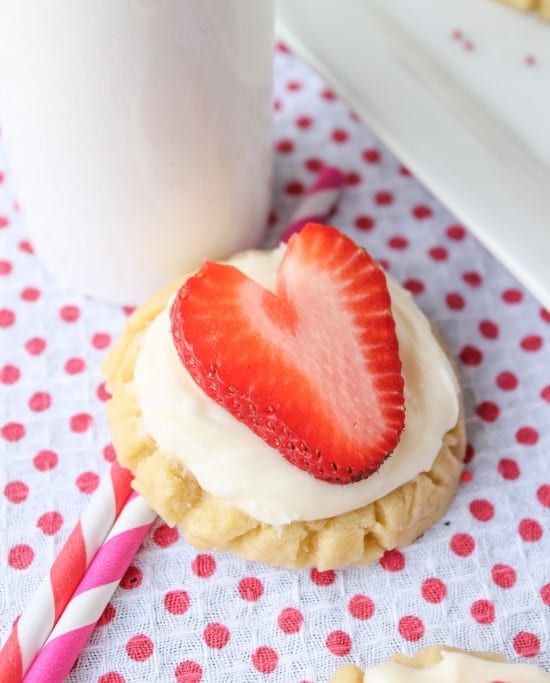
329 645 504 682
497 0 550 18
103 268 466 570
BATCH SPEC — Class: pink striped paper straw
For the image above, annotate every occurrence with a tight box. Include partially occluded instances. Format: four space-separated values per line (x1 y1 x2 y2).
24 492 156 683
0 463 133 682
279 165 345 243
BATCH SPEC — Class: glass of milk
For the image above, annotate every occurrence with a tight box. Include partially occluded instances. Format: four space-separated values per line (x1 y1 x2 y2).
0 1 274 304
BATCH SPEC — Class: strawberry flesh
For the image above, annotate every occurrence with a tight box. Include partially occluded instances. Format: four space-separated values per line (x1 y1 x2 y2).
170 223 405 484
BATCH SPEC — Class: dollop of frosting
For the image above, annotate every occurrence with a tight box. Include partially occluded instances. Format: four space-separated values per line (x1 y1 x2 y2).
362 650 550 682
134 245 459 525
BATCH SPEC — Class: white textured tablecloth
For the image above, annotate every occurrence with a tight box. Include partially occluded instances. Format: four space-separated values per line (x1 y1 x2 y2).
1 41 549 682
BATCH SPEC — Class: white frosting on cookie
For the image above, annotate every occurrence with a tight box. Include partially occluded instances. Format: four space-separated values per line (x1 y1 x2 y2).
133 245 460 525
362 650 550 682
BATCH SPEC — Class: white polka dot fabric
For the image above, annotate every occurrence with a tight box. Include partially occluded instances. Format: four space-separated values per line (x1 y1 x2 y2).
1 41 549 682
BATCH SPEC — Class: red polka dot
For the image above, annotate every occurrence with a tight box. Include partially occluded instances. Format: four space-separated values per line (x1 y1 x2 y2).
459 345 483 366
326 630 352 656
275 138 294 154
1 422 25 442
331 128 349 143
304 157 323 173
513 631 540 658
70 413 93 433
412 204 432 220
29 391 52 412
33 449 58 471
19 240 34 253
479 320 499 339
375 190 393 206
59 305 80 322
354 215 375 231
103 443 116 463
465 443 475 463
126 634 154 661
388 236 409 250
203 623 230 649
0 308 15 327
379 549 405 572
310 568 335 586
497 458 520 480
541 583 550 606
164 590 190 615
275 40 290 53
97 382 111 402
98 673 125 683
238 576 264 601
461 470 472 483
476 401 500 422
0 364 20 384
122 305 135 316
446 224 466 240
37 511 63 535
540 307 550 323
398 615 424 642
348 594 375 620
152 524 179 548
25 337 46 355
4 481 29 504
252 647 278 674
362 148 381 163
463 271 482 287
450 533 475 557
175 660 202 683
278 607 303 634
286 80 302 91
20 286 41 302
65 357 86 374
8 544 34 569
516 426 539 445
502 288 523 304
491 564 516 589
191 554 216 578
421 578 447 603
403 278 425 295
446 292 465 310
76 471 100 494
541 385 550 403
0 215 8 227
92 332 111 350
496 371 518 391
471 599 495 624
469 499 494 522
285 180 304 196
537 485 550 507
120 565 143 590
97 603 116 626
296 116 313 129
518 518 542 542
521 335 543 352
346 171 362 186
399 164 412 176
428 246 448 261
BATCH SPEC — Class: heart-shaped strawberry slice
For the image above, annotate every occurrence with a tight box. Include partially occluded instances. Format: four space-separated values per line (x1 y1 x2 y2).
170 223 405 484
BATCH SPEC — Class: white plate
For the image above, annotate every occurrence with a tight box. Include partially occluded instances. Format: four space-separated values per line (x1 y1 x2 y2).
276 0 550 310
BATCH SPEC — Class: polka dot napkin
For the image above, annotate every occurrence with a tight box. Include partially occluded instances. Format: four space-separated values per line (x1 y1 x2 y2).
1 42 549 683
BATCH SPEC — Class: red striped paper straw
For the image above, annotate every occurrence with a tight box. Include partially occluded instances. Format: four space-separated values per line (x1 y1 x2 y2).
24 492 156 683
279 165 345 243
0 463 134 682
